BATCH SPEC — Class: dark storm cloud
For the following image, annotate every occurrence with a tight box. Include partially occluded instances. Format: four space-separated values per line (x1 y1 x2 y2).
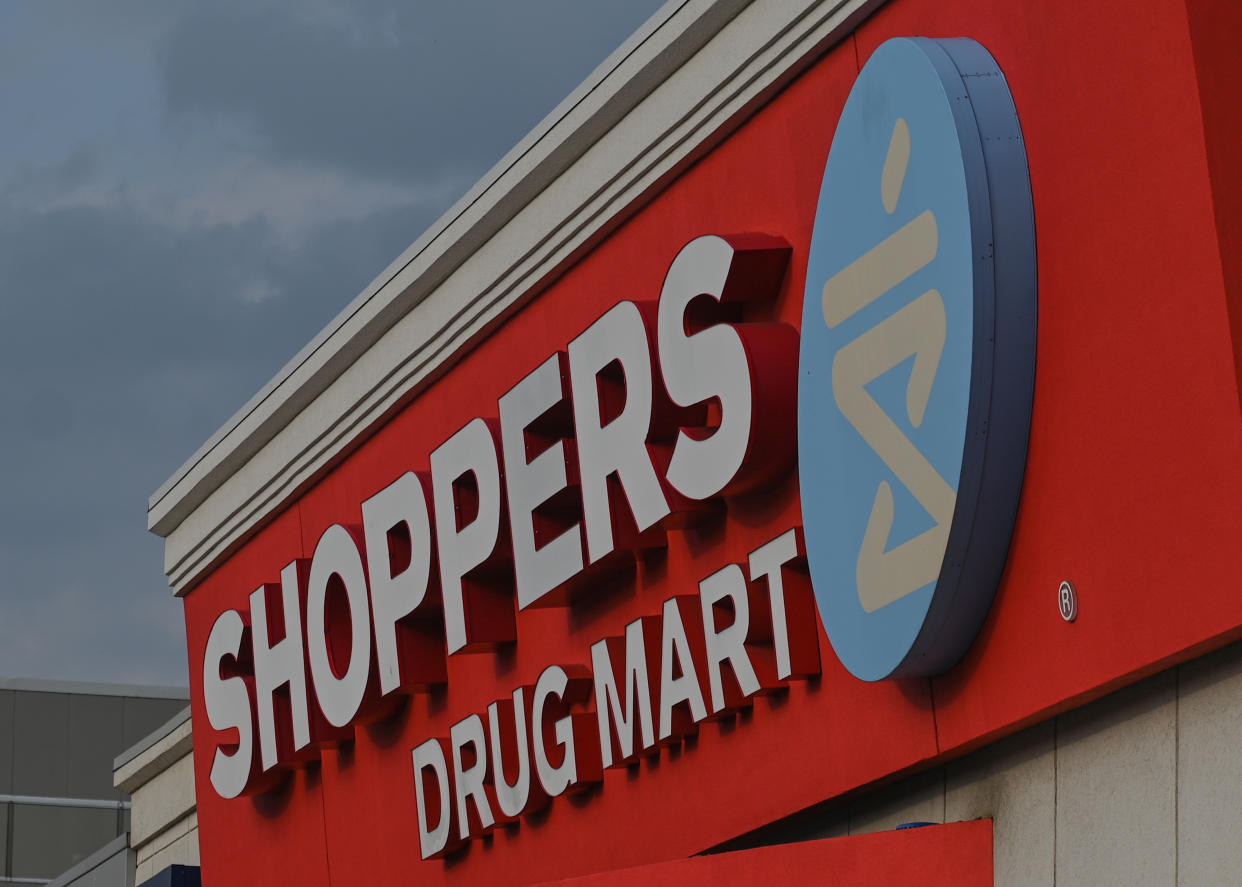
157 1 663 182
0 195 447 537
0 0 666 684
0 194 436 681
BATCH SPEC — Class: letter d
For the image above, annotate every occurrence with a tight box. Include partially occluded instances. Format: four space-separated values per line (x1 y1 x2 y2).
412 738 456 859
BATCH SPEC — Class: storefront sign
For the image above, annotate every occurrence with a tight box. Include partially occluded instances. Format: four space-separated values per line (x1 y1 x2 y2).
172 0 1242 882
799 37 1036 681
200 233 817 857
196 34 1033 866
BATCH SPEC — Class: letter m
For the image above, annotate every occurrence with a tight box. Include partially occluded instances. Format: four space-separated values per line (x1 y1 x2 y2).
590 616 658 768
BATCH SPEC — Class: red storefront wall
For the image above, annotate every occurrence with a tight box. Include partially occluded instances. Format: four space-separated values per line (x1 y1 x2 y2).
178 0 1242 883
538 822 993 886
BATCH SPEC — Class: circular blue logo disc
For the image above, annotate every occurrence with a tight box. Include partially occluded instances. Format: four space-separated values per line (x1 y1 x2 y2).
798 37 1036 681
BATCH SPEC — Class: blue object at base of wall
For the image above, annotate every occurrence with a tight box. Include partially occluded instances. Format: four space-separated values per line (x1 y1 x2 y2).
137 864 201 887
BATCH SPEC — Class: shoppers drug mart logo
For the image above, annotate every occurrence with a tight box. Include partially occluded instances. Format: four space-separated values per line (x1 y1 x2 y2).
798 37 1037 682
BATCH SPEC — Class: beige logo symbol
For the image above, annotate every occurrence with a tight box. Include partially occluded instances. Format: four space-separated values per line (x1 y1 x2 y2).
820 118 956 614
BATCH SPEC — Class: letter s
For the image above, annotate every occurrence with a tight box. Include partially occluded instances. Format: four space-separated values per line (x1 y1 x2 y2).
656 234 797 500
203 608 255 799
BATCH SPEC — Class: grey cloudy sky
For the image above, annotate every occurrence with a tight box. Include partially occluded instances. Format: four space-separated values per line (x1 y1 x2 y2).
0 0 665 687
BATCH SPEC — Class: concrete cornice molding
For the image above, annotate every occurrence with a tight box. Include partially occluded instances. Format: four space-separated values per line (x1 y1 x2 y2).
115 707 194 795
151 0 883 594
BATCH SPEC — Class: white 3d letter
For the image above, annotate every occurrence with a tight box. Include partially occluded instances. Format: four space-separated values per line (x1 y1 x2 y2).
362 472 434 694
590 619 655 767
658 236 756 500
450 713 495 840
431 418 509 654
250 566 312 770
306 525 372 727
568 301 669 563
699 564 760 713
532 665 578 797
412 738 452 860
500 353 584 607
203 609 253 799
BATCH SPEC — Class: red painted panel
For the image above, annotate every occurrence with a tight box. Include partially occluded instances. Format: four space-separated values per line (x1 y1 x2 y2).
535 820 993 887
179 0 1242 882
181 507 333 887
1183 0 1242 412
856 0 1242 750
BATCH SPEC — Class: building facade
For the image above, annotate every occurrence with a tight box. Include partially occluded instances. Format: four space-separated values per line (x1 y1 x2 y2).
0 679 187 886
146 0 1242 883
49 708 199 887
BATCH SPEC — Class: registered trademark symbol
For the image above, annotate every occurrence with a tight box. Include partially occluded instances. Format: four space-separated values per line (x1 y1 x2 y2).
1058 580 1078 623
